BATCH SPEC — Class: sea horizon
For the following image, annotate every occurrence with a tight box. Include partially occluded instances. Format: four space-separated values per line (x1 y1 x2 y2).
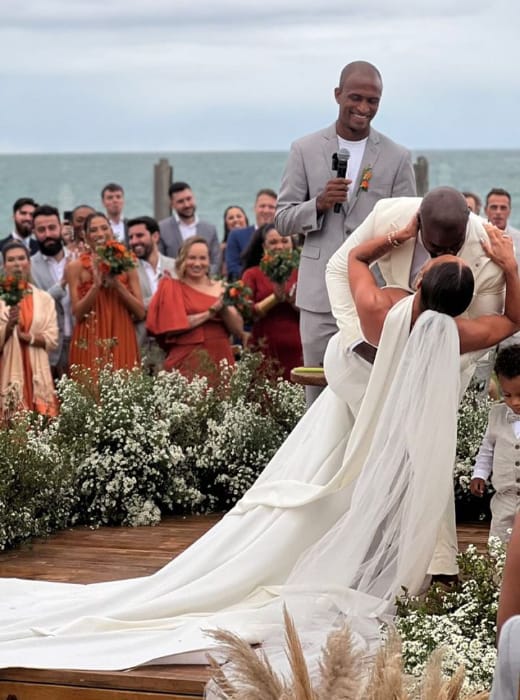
1 149 519 231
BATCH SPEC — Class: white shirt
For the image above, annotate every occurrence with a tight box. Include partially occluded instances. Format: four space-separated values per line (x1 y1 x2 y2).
174 213 199 241
473 414 520 480
337 136 368 196
109 219 126 243
141 257 162 296
42 254 72 337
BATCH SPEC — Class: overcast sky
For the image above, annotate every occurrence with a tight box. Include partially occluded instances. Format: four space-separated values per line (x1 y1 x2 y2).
1 0 518 153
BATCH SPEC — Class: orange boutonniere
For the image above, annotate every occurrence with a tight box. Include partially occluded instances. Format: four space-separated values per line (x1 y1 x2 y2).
359 166 373 192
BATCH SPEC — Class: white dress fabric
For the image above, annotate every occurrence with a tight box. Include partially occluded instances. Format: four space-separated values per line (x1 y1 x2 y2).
0 296 461 673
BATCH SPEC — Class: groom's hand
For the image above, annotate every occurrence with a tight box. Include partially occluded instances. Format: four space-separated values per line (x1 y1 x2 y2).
316 178 353 215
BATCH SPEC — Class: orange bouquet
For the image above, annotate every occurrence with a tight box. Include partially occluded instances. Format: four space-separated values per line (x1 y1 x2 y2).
96 240 137 276
259 249 300 284
222 280 254 322
0 271 31 306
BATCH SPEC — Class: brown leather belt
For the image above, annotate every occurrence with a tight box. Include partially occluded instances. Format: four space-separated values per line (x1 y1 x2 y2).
352 341 377 365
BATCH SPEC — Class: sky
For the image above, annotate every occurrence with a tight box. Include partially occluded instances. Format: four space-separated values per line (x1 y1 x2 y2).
0 0 518 153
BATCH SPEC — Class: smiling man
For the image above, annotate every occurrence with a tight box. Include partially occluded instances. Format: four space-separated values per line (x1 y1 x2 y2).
275 60 416 404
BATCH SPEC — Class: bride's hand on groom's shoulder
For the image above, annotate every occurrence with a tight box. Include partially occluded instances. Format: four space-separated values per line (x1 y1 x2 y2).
481 223 517 273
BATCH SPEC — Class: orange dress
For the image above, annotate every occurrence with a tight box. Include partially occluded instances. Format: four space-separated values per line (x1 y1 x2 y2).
146 276 234 378
69 255 140 374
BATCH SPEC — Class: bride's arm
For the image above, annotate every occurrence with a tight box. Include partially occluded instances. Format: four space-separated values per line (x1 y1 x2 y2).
348 216 418 345
457 225 520 353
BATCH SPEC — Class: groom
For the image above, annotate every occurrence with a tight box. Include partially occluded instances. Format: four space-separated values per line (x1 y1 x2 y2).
325 186 506 578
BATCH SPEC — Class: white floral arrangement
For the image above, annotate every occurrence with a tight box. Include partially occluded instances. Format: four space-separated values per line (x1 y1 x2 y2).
395 537 505 693
0 352 305 548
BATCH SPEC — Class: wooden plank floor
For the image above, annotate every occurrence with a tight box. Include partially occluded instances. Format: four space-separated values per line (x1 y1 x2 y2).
0 515 491 699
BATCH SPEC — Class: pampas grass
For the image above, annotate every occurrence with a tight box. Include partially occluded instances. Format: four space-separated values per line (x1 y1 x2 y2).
207 607 491 699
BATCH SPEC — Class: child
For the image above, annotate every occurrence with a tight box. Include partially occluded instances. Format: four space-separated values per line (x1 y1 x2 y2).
471 344 520 542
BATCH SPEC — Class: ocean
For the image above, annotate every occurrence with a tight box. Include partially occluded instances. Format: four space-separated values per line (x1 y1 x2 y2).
1 150 519 233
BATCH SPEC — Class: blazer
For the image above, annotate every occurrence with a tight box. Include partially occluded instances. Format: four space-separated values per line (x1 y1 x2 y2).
326 197 506 350
225 225 255 280
29 251 68 367
275 123 416 313
158 217 220 275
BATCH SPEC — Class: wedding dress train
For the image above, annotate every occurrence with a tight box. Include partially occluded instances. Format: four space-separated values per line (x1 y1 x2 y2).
0 297 461 673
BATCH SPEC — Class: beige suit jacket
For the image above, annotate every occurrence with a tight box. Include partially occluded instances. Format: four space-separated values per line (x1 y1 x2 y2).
326 196 505 349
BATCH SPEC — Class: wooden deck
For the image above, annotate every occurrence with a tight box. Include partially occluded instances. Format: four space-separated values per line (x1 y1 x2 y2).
0 515 490 699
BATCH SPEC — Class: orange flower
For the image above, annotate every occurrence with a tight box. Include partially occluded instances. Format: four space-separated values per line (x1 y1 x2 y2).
229 288 239 298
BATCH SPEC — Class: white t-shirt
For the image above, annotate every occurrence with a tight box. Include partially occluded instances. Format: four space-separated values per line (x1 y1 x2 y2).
337 136 368 192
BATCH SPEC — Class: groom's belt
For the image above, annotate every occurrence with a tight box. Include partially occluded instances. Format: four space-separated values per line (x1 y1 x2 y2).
352 341 377 365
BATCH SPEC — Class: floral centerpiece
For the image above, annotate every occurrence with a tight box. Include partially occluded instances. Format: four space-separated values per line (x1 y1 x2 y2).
96 240 137 276
0 271 31 306
259 248 300 284
222 280 254 322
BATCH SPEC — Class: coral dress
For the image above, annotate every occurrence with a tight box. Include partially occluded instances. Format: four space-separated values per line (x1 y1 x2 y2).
242 267 302 380
69 255 140 374
146 276 234 377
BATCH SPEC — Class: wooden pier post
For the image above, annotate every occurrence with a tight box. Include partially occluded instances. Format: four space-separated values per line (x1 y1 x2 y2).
153 158 173 221
413 155 429 196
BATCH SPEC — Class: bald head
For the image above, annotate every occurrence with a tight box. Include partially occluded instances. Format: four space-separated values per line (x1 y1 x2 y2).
338 61 382 89
419 187 470 257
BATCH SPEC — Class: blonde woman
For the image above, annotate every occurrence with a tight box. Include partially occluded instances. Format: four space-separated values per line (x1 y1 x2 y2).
146 236 243 377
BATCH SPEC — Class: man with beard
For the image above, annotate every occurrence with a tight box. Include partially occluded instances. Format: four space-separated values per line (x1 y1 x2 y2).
128 216 176 370
159 182 220 274
0 197 38 255
101 183 128 245
30 205 72 377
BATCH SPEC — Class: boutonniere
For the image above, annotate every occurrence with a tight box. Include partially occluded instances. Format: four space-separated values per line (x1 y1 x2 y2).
359 166 373 192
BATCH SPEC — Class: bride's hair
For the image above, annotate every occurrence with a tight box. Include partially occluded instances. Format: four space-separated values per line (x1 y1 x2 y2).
420 261 474 317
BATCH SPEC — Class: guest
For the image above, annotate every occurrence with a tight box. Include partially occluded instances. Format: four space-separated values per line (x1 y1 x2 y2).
0 197 38 255
101 183 128 245
462 191 482 216
66 212 144 375
159 182 220 275
471 344 520 542
146 236 242 378
225 189 277 280
220 205 249 277
0 241 58 416
241 224 302 380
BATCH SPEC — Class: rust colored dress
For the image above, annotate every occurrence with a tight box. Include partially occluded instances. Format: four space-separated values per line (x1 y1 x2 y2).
69 255 140 374
146 276 234 378
242 267 302 380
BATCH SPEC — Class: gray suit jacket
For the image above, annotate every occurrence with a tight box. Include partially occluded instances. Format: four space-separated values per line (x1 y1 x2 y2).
135 253 177 346
30 252 68 367
275 123 416 313
158 217 220 275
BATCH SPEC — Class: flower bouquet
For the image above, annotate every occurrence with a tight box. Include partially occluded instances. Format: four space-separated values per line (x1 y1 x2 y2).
222 280 254 322
259 248 300 284
0 271 31 306
96 240 137 276
255 249 300 316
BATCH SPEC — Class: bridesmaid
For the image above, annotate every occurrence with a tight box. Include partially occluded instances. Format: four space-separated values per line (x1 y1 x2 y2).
67 212 144 375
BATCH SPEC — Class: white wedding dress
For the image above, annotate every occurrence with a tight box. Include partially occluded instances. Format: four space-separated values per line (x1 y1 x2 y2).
0 296 461 674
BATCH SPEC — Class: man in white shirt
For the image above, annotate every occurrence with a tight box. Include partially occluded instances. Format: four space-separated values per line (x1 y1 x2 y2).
30 204 72 377
159 182 220 274
101 182 128 245
128 216 176 369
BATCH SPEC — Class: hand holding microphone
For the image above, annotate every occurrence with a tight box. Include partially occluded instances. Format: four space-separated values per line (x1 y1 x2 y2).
315 148 351 215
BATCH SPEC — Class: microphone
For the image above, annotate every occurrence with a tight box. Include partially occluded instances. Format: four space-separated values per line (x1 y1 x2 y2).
333 148 350 213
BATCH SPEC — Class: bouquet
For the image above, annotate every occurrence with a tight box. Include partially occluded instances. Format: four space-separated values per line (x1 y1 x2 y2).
222 280 254 322
259 249 300 284
0 271 31 306
96 240 137 276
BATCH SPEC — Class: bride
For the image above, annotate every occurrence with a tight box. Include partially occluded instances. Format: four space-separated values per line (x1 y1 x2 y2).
0 224 518 673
